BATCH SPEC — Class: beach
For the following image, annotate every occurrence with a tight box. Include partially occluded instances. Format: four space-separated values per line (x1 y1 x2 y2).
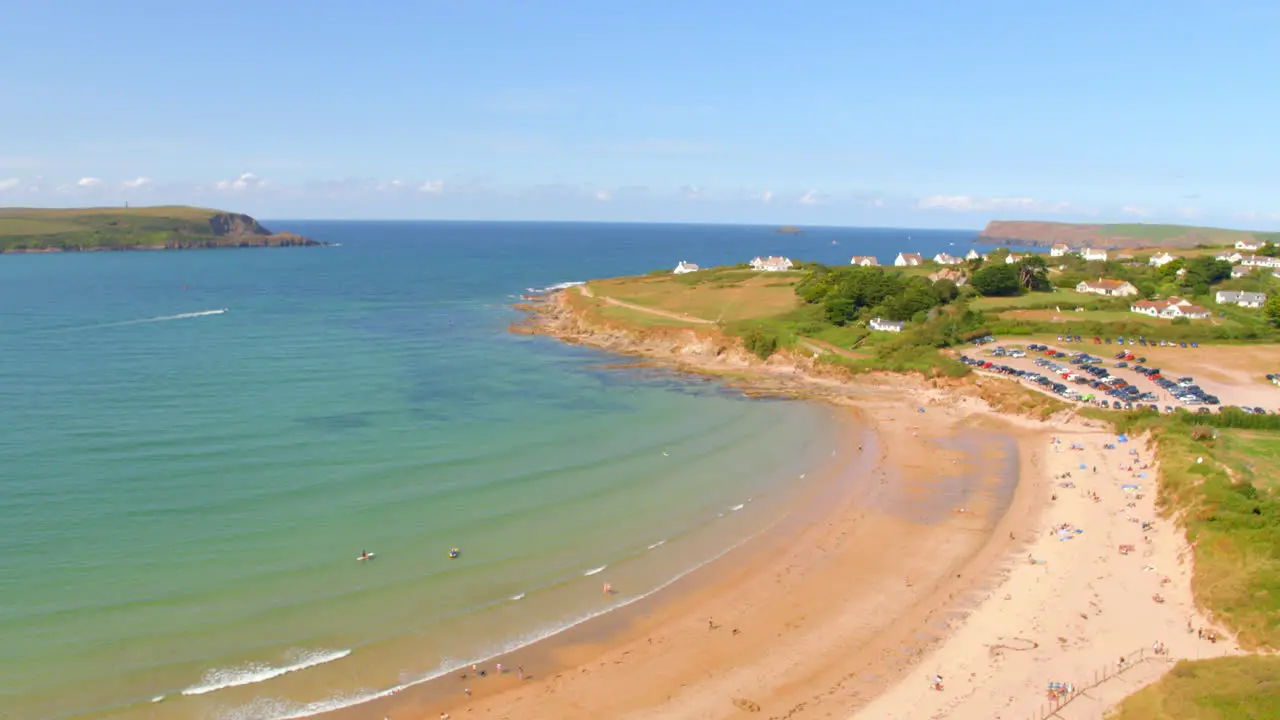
854 424 1241 720
351 289 1244 720
355 372 1054 720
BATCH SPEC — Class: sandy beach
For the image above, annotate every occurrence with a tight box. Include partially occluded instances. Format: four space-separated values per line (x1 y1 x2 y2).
854 424 1241 720
353 292 1242 720
354 370 1052 720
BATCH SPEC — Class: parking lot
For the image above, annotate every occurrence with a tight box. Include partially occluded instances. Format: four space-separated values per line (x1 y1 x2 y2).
959 337 1280 414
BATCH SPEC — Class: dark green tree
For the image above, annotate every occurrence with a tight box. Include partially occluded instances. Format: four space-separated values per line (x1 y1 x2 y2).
970 263 1022 296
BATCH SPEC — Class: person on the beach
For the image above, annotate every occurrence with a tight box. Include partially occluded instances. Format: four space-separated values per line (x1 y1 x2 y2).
496 662 503 674
602 582 613 595
518 665 524 680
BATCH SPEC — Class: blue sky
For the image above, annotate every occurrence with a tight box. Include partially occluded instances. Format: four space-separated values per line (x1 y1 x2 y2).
2 0 1279 228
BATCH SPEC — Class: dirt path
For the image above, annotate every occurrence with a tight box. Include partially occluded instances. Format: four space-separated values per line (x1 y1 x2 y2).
576 285 716 324
800 336 868 360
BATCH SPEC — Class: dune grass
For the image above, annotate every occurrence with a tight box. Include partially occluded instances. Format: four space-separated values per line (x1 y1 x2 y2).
1108 656 1280 719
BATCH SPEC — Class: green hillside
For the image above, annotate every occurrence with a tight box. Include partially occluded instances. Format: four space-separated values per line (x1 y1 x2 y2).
0 206 319 252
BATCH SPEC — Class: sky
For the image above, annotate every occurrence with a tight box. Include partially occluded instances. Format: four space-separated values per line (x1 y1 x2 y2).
3 0 1280 228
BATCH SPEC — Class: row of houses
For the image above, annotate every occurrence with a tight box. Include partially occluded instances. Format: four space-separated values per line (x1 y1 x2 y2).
1048 244 1110 261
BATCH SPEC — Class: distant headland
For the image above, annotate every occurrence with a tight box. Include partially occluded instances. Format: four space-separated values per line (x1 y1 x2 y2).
0 205 324 253
978 220 1280 250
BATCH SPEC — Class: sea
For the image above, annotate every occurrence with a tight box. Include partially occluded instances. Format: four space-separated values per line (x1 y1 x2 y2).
0 222 977 720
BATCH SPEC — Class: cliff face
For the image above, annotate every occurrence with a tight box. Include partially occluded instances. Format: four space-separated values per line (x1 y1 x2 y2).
977 221 1107 248
208 213 271 237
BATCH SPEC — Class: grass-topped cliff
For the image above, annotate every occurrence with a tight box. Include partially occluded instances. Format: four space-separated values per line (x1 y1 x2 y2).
0 206 321 253
980 220 1280 250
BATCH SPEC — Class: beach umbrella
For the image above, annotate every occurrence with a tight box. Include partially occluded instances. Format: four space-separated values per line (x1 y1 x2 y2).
1118 434 1128 443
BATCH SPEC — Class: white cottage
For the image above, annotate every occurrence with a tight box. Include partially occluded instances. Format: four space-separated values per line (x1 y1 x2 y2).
1050 244 1071 257
965 249 981 260
673 261 700 274
1076 278 1138 297
894 252 923 267
1236 239 1265 251
850 255 879 267
1215 290 1267 308
1081 247 1108 262
1149 252 1177 267
749 256 793 272
933 252 961 265
869 317 905 333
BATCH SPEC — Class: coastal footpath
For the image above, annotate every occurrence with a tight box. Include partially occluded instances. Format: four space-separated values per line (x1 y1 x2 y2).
355 280 1275 720
0 205 322 252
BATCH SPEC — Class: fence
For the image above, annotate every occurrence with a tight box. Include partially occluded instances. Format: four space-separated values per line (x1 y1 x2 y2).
1025 645 1171 720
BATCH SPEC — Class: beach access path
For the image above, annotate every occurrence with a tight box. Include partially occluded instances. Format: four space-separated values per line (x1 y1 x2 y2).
852 429 1240 720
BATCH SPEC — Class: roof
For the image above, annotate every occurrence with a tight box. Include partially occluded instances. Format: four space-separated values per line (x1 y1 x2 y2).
1131 300 1165 310
1180 304 1209 315
1080 279 1132 290
850 255 877 262
1051 243 1070 249
899 252 923 260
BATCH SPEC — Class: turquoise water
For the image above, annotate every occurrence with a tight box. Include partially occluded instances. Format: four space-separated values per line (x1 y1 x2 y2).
0 223 969 720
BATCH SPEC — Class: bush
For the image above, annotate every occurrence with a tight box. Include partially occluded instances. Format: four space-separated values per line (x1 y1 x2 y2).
741 328 778 360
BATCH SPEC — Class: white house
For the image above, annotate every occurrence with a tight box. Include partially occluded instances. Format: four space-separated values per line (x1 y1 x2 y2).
1050 243 1071 257
1076 278 1139 297
673 261 700 274
1235 239 1266 251
850 255 879 266
1081 247 1109 262
1130 298 1210 320
894 252 923 267
869 317 905 333
1231 265 1253 278
1149 252 1177 267
1164 303 1211 320
1215 251 1243 263
749 256 793 272
1240 255 1280 269
1004 253 1024 264
965 248 982 260
933 252 961 265
1215 290 1267 308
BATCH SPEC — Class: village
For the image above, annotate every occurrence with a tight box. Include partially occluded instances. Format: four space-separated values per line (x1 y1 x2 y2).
671 237 1275 336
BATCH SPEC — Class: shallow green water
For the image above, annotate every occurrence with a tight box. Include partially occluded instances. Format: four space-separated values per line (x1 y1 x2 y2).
0 222 888 720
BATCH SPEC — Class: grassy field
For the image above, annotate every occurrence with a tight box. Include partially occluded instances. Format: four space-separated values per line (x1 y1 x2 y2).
0 206 303 251
596 304 701 327
1097 223 1261 246
1109 656 1280 719
589 268 803 322
1218 430 1280 492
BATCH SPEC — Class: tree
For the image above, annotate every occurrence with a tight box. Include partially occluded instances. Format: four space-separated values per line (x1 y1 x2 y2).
933 278 959 302
970 263 1022 297
1015 255 1051 291
1264 296 1280 327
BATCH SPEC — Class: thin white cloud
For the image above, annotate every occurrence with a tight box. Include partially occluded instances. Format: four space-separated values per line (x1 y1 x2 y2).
0 178 19 191
1121 205 1149 218
678 185 705 200
215 172 264 191
419 179 445 194
872 198 885 208
122 177 153 190
798 190 822 206
375 179 405 191
917 194 1080 214
757 189 774 204
76 177 102 188
594 189 612 202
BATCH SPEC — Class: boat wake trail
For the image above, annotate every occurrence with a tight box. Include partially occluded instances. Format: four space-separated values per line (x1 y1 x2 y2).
181 649 350 696
74 308 228 331
582 565 607 577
